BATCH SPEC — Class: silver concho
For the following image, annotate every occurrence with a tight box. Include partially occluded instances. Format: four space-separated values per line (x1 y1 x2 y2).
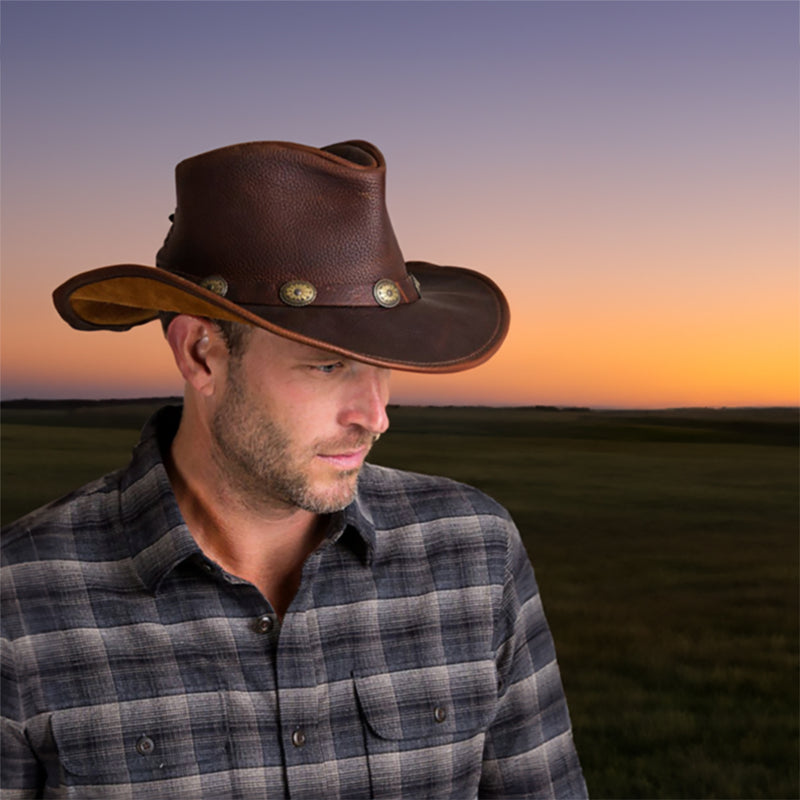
280 280 317 307
199 275 229 297
373 279 401 308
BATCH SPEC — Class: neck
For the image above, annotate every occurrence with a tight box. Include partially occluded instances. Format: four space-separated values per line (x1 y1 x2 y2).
166 402 325 618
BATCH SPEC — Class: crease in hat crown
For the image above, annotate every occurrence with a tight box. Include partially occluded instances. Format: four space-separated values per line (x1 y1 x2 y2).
52 138 510 374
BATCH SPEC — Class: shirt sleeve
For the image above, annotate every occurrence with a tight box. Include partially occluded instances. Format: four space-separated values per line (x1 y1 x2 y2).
479 520 588 799
1 635 44 798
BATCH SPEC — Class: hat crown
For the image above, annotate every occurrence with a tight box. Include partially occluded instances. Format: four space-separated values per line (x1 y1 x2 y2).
155 140 409 305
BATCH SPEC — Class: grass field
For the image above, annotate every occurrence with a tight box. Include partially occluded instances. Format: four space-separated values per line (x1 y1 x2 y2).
2 401 798 799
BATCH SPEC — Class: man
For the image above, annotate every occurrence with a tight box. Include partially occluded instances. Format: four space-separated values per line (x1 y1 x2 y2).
2 139 587 798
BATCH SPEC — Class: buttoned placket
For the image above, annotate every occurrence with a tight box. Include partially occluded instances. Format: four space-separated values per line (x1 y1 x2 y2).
273 545 331 799
195 552 290 796
198 546 328 799
190 525 355 798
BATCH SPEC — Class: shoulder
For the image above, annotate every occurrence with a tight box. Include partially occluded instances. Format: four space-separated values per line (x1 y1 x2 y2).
353 465 524 622
2 405 178 566
1 470 124 565
358 462 513 526
355 463 517 584
1 471 131 642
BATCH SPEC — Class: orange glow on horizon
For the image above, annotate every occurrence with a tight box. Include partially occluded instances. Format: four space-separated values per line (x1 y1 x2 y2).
3 287 796 409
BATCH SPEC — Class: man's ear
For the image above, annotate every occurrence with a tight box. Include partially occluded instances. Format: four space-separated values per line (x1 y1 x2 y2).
165 315 225 397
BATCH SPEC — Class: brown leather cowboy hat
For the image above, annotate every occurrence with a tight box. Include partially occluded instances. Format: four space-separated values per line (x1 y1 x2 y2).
53 139 509 373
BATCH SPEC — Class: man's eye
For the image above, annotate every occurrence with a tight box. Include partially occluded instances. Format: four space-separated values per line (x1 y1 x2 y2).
314 362 343 374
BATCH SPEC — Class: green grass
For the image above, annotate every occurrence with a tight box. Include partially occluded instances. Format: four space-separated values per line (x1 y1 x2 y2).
2 402 798 799
1 424 142 524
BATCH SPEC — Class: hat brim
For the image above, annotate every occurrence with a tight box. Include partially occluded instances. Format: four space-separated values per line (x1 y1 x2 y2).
53 262 509 373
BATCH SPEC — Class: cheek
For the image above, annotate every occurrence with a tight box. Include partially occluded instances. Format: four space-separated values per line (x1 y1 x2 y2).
270 387 341 440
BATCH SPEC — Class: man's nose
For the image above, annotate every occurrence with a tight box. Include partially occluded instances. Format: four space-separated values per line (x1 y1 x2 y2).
340 366 391 434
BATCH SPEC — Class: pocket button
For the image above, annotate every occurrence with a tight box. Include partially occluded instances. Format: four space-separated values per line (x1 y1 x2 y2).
135 735 155 756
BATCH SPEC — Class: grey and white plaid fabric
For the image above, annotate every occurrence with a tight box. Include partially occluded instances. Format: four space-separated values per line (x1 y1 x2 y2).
2 406 587 799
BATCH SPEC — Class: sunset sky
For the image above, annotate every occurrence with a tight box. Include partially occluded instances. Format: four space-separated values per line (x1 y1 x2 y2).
2 0 797 408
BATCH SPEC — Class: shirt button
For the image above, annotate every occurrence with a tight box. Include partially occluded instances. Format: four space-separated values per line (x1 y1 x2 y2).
433 706 447 724
255 614 274 634
291 728 306 748
136 735 155 756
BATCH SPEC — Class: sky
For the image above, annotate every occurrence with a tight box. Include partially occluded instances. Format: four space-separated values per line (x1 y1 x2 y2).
1 0 797 408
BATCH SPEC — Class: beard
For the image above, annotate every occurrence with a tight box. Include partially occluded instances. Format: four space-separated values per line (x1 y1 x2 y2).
209 360 376 515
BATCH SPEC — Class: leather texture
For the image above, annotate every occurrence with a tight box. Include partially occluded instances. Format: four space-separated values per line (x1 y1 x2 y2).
156 140 417 308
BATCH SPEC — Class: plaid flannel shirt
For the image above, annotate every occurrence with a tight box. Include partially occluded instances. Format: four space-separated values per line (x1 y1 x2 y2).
1 406 587 799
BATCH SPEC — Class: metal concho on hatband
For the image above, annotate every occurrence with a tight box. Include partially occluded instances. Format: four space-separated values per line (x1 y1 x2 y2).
199 275 229 297
280 281 318 307
277 278 412 308
373 279 401 308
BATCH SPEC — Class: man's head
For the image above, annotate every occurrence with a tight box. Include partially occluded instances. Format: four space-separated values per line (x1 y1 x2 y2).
52 138 509 374
165 312 389 514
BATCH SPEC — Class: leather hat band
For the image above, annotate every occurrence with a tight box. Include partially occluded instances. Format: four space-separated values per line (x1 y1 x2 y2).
186 271 421 308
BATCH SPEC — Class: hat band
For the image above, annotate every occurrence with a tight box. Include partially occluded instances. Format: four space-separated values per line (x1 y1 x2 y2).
179 271 422 309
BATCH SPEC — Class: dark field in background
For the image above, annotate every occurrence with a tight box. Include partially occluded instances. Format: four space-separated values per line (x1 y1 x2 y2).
2 401 798 799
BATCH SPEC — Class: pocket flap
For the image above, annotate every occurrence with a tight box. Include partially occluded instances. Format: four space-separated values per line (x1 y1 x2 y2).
51 694 228 780
354 660 498 741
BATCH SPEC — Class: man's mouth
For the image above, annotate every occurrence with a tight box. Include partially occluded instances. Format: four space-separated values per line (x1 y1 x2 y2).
316 447 370 471
315 431 380 471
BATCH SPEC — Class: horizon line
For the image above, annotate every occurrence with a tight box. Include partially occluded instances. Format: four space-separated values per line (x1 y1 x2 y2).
1 396 798 414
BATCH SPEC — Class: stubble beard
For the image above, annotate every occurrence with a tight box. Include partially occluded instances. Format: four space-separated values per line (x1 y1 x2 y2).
210 364 373 515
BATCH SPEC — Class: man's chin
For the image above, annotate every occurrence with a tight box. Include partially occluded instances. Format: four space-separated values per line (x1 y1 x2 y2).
294 470 361 514
296 494 356 515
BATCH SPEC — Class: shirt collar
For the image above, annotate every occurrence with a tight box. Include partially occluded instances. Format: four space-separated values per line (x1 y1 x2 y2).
121 405 377 592
120 405 202 592
343 477 378 562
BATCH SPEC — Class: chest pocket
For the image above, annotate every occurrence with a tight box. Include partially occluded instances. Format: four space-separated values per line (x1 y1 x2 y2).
49 692 230 789
353 659 498 798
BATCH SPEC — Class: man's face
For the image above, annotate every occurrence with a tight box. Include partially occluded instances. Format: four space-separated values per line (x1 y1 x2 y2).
209 327 390 515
